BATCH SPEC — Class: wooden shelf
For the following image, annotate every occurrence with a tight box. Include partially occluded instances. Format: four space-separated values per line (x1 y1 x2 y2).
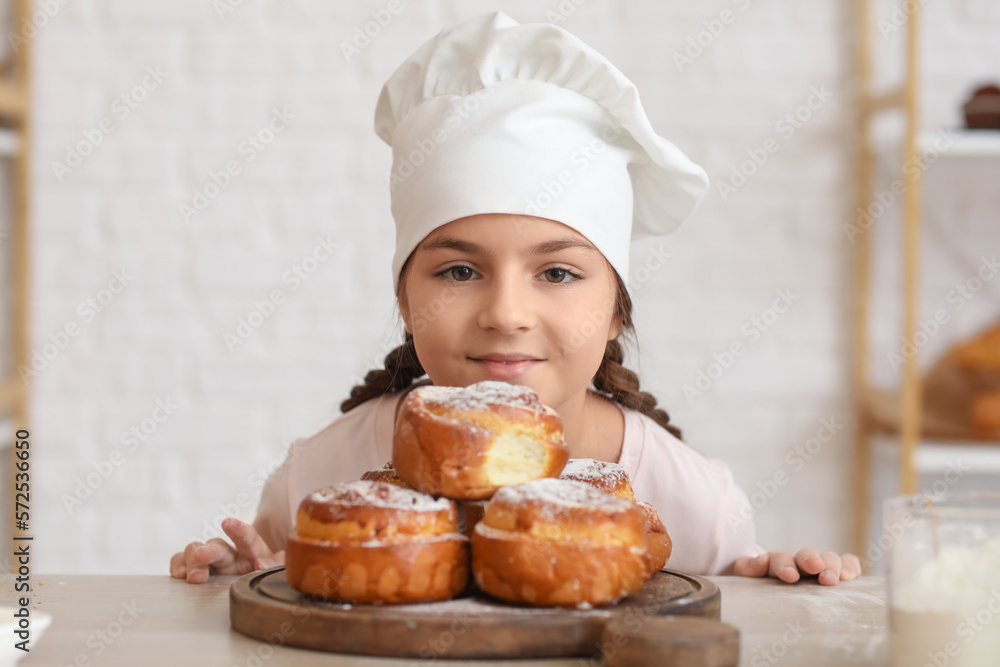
937 128 1000 157
0 80 26 123
0 127 19 157
871 435 1000 476
0 378 23 414
915 441 1000 473
0 378 24 414
2 0 33 568
873 127 1000 159
862 386 1000 445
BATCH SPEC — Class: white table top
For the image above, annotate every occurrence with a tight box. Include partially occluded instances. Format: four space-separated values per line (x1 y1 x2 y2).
2 573 888 666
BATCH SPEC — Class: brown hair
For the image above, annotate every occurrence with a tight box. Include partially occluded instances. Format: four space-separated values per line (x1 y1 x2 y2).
340 255 683 440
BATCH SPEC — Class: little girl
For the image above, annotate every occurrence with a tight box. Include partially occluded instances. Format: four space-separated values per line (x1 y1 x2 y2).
171 11 859 586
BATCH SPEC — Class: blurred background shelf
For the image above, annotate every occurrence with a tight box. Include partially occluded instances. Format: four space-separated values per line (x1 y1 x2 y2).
863 386 1000 444
0 0 31 568
0 127 18 158
0 79 25 121
851 0 1000 560
0 378 23 414
873 128 1000 158
943 128 1000 157
913 441 1000 474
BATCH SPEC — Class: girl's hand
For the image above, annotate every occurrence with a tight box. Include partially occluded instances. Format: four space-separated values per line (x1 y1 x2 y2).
170 517 285 584
732 549 861 585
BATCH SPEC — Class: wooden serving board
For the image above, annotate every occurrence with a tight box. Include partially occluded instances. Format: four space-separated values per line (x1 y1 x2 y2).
229 567 724 660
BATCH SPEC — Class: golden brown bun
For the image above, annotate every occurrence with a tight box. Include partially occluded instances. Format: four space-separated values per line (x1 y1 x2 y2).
286 534 469 604
392 381 569 499
954 324 1000 374
471 478 651 608
359 461 411 489
970 389 1000 433
559 458 671 575
294 480 457 541
357 465 486 538
285 481 469 604
559 458 637 500
637 500 671 575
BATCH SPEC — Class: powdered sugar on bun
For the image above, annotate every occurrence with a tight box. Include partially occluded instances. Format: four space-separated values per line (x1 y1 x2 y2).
415 381 556 418
560 458 630 488
494 478 634 514
308 480 450 513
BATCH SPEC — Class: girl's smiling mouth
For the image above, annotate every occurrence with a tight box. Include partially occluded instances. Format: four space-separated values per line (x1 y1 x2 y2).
469 353 543 379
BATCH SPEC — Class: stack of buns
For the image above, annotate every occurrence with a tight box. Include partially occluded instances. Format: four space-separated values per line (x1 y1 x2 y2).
284 380 671 608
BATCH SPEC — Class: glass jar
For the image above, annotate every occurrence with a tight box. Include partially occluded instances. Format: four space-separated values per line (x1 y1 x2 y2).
885 493 1000 667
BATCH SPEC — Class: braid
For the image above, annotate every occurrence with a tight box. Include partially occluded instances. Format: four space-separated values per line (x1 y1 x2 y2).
340 332 427 413
592 337 683 441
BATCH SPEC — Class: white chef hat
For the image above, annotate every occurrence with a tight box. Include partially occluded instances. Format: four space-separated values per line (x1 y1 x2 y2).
374 10 709 294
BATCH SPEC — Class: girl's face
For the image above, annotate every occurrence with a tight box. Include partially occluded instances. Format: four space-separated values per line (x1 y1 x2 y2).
399 213 620 412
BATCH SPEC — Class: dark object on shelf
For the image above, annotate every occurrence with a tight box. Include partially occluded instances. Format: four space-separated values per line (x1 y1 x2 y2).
963 84 1000 130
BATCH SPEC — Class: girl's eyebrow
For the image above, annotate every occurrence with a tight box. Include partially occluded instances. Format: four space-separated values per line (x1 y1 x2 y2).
419 237 483 254
419 236 598 256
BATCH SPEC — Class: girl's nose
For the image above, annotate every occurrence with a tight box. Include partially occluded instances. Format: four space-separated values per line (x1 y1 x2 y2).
476 275 536 334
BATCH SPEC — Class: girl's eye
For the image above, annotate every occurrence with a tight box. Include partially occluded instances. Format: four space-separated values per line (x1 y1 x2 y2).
542 267 580 284
439 265 477 281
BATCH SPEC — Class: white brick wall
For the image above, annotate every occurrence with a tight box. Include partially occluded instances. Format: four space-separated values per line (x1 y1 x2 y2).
8 0 998 574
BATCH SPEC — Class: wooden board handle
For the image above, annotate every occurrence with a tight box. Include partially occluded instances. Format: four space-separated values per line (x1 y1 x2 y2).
600 615 740 667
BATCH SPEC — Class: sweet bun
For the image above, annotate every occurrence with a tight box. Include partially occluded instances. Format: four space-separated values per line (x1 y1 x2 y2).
559 458 636 500
359 463 485 538
392 381 570 499
637 500 671 574
471 478 651 608
285 480 469 604
970 389 1000 433
953 323 1000 374
560 458 671 575
360 461 411 488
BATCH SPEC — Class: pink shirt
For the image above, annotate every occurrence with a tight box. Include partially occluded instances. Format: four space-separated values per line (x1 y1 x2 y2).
252 390 766 576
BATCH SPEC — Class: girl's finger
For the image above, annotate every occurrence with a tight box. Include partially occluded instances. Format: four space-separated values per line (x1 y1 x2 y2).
793 548 825 576
192 540 231 566
254 550 287 571
840 553 862 581
768 551 800 583
184 542 212 584
732 553 769 578
222 517 273 562
203 537 239 573
169 552 187 579
816 551 842 586
254 556 278 570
